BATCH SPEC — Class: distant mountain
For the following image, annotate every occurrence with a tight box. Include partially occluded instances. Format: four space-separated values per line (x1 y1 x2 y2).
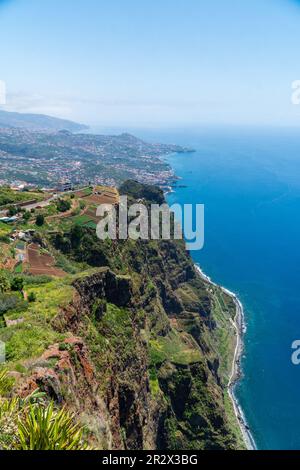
0 110 88 132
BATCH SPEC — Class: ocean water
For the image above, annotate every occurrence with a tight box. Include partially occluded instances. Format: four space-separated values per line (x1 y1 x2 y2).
133 126 300 450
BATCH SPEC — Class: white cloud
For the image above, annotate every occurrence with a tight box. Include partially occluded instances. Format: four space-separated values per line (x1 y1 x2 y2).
3 91 73 118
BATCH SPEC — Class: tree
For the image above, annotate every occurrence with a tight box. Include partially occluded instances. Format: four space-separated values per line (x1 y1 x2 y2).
70 225 84 249
28 292 36 303
7 206 18 217
53 233 71 254
36 214 45 227
23 211 31 222
11 276 24 292
0 271 10 293
56 199 71 213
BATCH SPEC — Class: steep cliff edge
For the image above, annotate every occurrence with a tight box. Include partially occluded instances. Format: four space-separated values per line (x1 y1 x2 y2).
0 182 245 450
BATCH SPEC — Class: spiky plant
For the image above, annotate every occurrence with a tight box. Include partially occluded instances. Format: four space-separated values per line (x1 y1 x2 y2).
0 369 14 396
0 370 88 451
0 369 19 449
15 402 88 450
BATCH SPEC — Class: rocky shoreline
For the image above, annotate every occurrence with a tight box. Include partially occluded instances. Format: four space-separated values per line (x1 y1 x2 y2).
194 264 256 450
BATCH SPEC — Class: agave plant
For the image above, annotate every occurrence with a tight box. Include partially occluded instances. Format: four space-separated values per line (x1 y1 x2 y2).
0 369 14 396
0 370 88 451
15 402 88 450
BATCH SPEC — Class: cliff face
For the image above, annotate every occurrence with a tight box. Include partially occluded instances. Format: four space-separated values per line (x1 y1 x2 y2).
15 237 243 450
5 182 244 450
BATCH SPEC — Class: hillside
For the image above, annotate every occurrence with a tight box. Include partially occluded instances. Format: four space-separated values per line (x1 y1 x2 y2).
0 128 191 188
0 110 87 133
0 182 244 450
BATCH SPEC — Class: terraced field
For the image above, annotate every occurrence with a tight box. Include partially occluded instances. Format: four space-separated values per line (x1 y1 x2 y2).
27 244 66 277
84 187 119 206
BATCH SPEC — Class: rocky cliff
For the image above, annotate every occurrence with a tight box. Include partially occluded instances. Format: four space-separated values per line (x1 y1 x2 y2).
2 182 245 450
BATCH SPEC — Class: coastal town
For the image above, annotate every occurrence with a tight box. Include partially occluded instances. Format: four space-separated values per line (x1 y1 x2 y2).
0 127 190 190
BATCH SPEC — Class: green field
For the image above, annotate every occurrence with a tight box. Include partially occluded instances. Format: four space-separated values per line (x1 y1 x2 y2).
71 214 97 229
72 214 91 225
0 187 45 208
0 221 11 237
14 262 23 274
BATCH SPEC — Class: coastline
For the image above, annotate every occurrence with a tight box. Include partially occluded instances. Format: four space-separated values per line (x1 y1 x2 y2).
194 264 256 450
163 150 256 450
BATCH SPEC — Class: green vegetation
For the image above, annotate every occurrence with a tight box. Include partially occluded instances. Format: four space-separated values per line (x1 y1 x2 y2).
15 402 87 450
7 206 18 217
28 292 36 303
72 214 92 226
22 211 31 223
0 371 88 450
0 181 244 451
14 263 23 274
36 214 45 226
150 330 202 366
56 199 71 213
11 277 24 292
0 271 10 293
119 179 165 204
0 277 73 361
0 222 11 238
0 187 44 208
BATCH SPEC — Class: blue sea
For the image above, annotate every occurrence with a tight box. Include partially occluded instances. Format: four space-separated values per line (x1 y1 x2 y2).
133 126 300 450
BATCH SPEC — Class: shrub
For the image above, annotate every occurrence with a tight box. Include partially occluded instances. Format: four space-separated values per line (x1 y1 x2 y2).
36 214 45 226
0 271 10 293
56 199 71 213
23 212 31 222
28 292 36 303
11 277 24 292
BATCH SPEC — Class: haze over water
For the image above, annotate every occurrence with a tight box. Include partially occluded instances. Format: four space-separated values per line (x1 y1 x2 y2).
132 126 300 450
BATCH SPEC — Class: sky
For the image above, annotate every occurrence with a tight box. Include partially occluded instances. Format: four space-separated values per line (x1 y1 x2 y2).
1 0 300 127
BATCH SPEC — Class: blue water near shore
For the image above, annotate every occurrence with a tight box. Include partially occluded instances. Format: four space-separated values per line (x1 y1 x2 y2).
134 126 300 450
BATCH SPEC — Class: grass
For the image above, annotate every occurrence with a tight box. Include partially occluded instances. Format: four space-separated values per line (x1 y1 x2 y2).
54 253 84 274
98 303 134 353
149 367 160 396
0 222 11 238
84 221 97 229
0 370 88 450
14 263 23 274
25 279 74 321
0 188 45 208
0 277 74 363
223 391 247 450
72 215 91 226
204 286 237 384
0 243 14 269
1 324 64 362
75 188 93 197
150 329 202 366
